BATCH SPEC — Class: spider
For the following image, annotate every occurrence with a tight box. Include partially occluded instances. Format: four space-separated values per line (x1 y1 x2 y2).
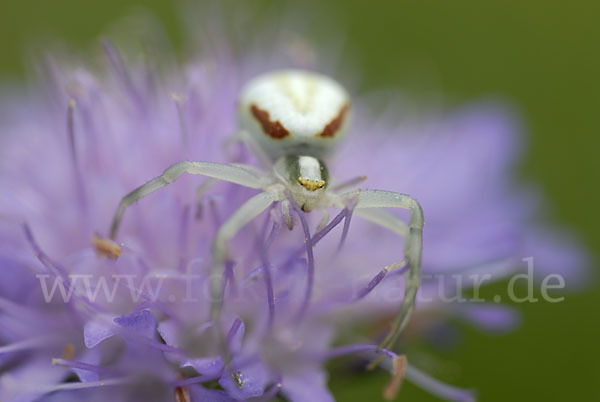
108 69 423 354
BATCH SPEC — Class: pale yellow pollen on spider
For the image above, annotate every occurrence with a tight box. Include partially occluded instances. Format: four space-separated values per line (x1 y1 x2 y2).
297 177 326 191
92 234 122 259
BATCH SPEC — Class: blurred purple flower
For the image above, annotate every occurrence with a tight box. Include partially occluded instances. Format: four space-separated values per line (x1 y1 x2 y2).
0 12 588 402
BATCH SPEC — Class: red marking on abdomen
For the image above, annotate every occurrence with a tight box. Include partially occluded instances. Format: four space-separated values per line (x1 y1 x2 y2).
250 104 290 139
317 104 349 138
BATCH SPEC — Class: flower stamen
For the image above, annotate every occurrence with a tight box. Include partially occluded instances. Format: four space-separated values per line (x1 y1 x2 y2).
63 343 75 360
0 337 57 354
354 261 408 301
171 92 189 146
101 39 143 111
383 355 407 400
175 384 191 402
291 198 315 320
51 357 118 376
92 234 123 259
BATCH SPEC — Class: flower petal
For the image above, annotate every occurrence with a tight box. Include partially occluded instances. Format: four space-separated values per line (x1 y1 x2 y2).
114 310 156 338
189 384 238 402
83 315 118 348
182 357 224 378
218 357 270 400
281 368 334 402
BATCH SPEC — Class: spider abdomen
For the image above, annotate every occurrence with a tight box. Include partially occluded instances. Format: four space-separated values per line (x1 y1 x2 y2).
239 69 350 159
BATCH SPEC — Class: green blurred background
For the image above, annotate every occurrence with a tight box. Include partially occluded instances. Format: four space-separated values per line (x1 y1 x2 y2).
1 0 598 400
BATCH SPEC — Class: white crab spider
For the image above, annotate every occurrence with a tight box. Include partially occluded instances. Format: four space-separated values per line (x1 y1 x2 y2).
108 69 423 354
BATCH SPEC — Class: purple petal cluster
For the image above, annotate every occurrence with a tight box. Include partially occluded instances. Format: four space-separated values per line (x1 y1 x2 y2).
0 16 588 402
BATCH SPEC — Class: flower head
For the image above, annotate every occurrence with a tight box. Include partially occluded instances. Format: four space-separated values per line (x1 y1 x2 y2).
0 10 588 402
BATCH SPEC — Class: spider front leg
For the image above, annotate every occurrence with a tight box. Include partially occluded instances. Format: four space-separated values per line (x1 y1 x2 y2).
347 190 424 354
109 160 269 239
354 207 409 237
210 187 283 316
209 186 284 361
224 129 273 168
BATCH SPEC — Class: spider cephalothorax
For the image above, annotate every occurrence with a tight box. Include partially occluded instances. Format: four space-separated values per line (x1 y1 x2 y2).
273 155 329 212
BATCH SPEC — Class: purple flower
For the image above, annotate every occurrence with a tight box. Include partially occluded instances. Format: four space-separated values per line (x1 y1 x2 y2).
0 12 588 402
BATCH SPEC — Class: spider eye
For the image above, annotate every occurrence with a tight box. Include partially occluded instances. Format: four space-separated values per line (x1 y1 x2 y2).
297 177 326 191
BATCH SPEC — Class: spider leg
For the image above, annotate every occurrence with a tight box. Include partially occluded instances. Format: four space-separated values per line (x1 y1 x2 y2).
281 199 294 230
354 208 409 237
210 187 284 321
315 207 330 233
347 190 424 357
194 163 266 220
110 161 269 239
331 175 367 193
226 129 273 168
